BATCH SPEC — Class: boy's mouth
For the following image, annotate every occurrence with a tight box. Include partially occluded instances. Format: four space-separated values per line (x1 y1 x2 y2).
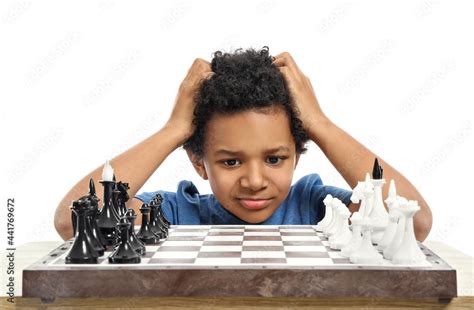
238 198 272 210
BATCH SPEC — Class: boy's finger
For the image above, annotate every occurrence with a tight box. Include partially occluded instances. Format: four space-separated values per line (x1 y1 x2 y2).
204 72 215 79
273 54 298 71
272 57 285 67
276 66 294 79
273 51 291 59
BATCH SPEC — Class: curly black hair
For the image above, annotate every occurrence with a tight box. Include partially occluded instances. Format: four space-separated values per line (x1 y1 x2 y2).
183 46 309 158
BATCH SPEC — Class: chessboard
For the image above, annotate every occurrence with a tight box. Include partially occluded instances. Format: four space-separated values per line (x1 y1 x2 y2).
23 225 457 300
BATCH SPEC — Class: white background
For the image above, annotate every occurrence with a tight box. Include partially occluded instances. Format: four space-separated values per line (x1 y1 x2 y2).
1 1 473 256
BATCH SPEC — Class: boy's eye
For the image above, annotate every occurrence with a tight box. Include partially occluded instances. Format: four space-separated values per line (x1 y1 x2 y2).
222 159 240 167
266 156 286 165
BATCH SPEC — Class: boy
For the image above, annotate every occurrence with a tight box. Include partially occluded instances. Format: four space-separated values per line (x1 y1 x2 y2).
54 47 432 241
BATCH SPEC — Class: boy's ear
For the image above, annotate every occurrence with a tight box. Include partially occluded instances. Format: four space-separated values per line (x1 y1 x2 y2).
186 149 208 180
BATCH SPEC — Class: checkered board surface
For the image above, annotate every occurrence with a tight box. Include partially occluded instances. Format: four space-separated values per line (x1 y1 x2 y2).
49 225 432 268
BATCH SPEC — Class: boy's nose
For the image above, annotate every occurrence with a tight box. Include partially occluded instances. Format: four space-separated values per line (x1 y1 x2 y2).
240 162 268 191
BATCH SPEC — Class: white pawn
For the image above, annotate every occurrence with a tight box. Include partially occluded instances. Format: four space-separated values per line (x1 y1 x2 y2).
349 217 383 265
323 198 343 237
316 194 333 232
330 206 353 250
383 196 408 260
377 180 398 251
392 200 427 265
341 212 363 257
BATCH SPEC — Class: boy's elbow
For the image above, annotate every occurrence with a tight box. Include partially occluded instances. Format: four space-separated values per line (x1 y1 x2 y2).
54 203 73 241
414 202 433 242
415 222 431 242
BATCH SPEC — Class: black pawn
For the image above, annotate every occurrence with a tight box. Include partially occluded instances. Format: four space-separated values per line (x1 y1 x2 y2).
108 218 141 264
372 158 384 180
66 198 99 264
136 204 158 244
97 179 120 246
125 208 146 255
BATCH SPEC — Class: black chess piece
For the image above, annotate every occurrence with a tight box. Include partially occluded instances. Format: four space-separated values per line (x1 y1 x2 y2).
108 217 141 264
71 205 77 237
117 181 130 217
149 197 168 238
125 208 146 255
156 204 170 234
85 203 105 257
66 197 99 264
149 203 166 240
112 186 124 217
88 178 98 203
155 193 163 204
153 194 170 229
97 179 120 246
136 204 158 244
372 158 384 179
86 178 107 249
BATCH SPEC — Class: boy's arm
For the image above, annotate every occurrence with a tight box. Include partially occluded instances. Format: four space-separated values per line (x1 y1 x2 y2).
54 126 183 240
308 117 432 241
273 52 432 241
54 58 214 240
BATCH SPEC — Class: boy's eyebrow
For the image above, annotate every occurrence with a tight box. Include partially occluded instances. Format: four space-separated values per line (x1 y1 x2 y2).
214 146 291 156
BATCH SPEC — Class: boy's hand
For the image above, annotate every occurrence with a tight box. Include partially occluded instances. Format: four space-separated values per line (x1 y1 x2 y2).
166 58 214 144
272 52 327 134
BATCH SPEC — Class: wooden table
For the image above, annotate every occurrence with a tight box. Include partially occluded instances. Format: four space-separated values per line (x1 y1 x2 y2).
1 240 473 309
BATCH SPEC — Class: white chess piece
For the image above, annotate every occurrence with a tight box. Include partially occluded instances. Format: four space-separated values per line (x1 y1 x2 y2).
392 200 427 265
369 176 389 244
328 206 343 240
383 196 408 260
328 200 348 240
377 180 398 251
341 212 363 257
349 217 383 265
361 173 374 218
350 181 364 206
351 178 373 217
329 206 352 250
102 160 114 181
323 198 343 237
316 194 333 232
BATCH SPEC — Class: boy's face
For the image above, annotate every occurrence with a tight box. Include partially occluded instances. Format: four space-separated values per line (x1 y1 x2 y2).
191 107 300 223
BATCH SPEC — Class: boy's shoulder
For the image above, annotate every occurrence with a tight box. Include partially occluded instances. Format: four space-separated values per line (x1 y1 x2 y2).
293 173 324 186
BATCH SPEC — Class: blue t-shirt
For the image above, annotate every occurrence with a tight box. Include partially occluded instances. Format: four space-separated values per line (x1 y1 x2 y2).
135 173 352 225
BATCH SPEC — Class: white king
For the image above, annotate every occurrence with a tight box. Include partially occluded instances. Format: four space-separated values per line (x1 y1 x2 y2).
102 160 114 182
